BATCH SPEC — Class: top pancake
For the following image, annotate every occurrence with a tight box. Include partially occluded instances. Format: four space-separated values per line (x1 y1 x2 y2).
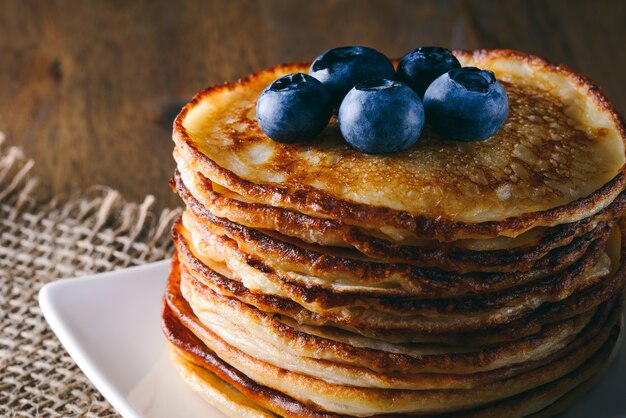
174 49 626 240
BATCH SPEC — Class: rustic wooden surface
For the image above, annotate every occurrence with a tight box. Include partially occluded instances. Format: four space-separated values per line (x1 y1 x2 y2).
1 0 624 210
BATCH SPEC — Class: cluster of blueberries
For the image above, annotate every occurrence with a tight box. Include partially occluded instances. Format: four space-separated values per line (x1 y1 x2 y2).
256 46 509 154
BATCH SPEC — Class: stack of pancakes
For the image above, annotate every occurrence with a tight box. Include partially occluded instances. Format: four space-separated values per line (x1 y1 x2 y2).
163 49 626 417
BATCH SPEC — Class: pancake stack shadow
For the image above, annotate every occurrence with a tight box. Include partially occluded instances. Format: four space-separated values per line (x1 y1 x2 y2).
163 51 626 417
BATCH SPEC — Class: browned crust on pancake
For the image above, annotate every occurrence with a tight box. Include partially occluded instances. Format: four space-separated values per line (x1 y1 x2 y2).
167 337 618 418
177 176 611 278
174 219 626 337
162 300 336 417
440 326 622 418
163 257 623 416
176 218 612 317
173 268 620 393
345 218 600 270
178 169 626 270
176 181 606 300
165 313 621 418
211 227 606 302
190 170 348 246
171 249 622 376
172 51 626 241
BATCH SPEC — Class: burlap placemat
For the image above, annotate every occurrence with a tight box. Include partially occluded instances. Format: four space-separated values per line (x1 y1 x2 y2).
0 133 181 417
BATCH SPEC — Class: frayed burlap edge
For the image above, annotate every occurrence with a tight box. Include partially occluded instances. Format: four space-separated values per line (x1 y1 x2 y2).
0 132 181 417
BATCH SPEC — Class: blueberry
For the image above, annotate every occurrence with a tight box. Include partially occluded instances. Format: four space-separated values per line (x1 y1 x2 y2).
423 67 508 141
338 79 424 154
396 47 461 98
256 73 332 143
309 46 395 108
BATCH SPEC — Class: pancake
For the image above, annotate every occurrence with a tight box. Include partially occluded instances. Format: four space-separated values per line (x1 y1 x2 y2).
165 48 626 417
173 50 626 241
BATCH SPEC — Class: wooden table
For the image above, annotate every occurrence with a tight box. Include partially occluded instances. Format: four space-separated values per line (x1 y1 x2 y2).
1 0 624 211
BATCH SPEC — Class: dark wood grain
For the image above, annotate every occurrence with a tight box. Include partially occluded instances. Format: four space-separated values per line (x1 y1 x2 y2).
0 0 624 210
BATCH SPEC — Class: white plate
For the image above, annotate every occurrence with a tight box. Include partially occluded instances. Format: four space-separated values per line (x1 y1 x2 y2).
39 260 220 418
39 260 626 418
